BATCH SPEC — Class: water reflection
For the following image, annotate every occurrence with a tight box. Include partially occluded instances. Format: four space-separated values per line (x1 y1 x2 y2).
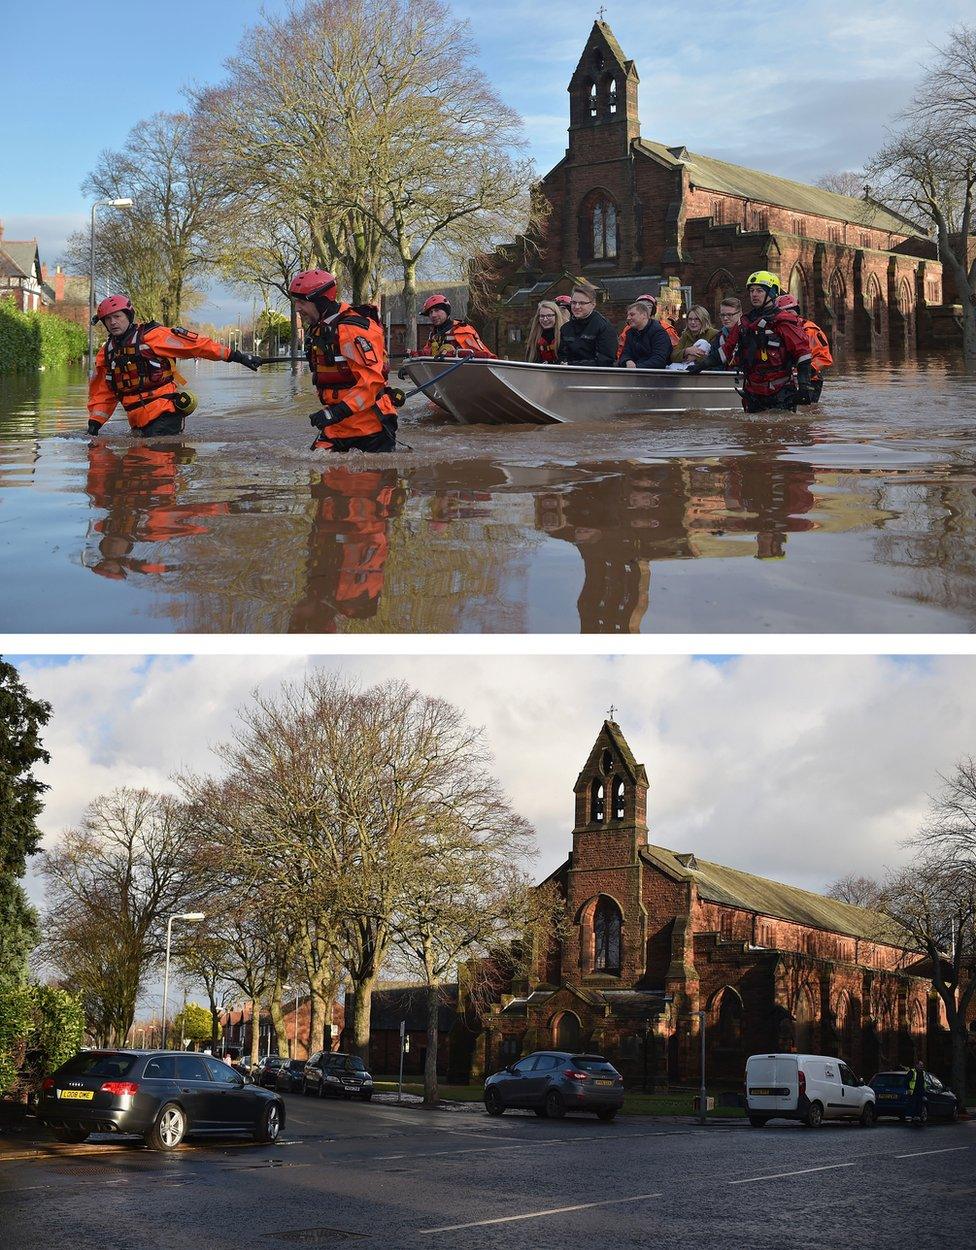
82 443 230 581
289 468 405 632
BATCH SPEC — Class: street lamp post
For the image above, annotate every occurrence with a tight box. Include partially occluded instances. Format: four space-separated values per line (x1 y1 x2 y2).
161 911 205 1049
697 1009 707 1125
87 197 133 375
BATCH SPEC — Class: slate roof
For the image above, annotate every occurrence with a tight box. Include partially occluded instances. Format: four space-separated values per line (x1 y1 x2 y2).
636 140 919 235
640 843 903 945
0 241 41 280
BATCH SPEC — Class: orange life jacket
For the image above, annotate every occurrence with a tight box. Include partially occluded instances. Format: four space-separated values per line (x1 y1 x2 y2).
804 319 833 378
104 323 179 414
421 318 494 359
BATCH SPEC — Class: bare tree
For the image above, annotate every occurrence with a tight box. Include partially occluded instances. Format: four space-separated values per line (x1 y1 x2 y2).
825 873 884 908
815 171 867 199
71 112 228 324
39 789 201 1045
867 26 976 365
392 795 535 1104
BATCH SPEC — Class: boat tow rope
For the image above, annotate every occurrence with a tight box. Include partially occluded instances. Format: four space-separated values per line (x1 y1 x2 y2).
394 353 474 402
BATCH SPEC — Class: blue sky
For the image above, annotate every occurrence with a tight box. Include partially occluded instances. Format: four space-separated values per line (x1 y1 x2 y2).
3 1 971 321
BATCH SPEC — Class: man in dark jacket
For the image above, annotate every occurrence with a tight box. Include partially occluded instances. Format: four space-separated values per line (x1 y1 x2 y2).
557 287 618 366
617 302 672 369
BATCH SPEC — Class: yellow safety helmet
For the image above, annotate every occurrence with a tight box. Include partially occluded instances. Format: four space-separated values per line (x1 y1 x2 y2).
174 390 197 417
746 270 780 294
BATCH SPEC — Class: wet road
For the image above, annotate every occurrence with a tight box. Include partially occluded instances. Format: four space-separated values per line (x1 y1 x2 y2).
2 354 976 633
1 1094 973 1248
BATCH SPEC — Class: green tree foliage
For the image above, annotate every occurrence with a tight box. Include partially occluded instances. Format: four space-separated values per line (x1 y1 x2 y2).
0 985 33 1096
171 1002 213 1046
0 984 86 1098
0 301 88 374
0 659 51 990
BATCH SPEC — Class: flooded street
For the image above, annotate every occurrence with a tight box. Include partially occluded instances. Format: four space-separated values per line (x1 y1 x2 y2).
2 354 975 633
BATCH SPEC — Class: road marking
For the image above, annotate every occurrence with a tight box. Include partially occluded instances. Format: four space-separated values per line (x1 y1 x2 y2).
895 1146 972 1160
419 1192 663 1233
729 1162 857 1185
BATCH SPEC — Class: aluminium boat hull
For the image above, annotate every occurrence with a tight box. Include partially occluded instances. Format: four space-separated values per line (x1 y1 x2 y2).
400 357 741 425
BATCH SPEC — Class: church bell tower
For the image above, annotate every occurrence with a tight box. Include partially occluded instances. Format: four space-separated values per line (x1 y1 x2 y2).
567 21 641 155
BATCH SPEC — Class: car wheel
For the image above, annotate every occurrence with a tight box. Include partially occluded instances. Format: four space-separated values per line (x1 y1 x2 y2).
597 1109 617 1122
359 1091 372 1102
533 1108 547 1117
803 1101 824 1129
254 1102 282 1143
950 1104 959 1122
859 1103 876 1128
52 1127 90 1144
147 1103 187 1151
748 1115 768 1128
545 1090 565 1120
484 1088 504 1117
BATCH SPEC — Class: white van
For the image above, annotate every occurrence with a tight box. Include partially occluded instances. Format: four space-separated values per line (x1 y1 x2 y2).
745 1053 876 1127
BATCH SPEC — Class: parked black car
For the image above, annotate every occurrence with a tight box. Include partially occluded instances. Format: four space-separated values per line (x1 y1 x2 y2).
38 1050 285 1151
870 1070 960 1122
302 1051 374 1100
255 1055 288 1089
484 1051 624 1120
275 1058 308 1094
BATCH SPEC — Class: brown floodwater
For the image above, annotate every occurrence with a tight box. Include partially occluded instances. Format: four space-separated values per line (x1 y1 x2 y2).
2 353 975 633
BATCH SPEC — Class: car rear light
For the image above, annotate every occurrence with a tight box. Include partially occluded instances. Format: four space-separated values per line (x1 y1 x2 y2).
41 1077 55 1092
798 1071 806 1098
100 1081 139 1096
563 1069 589 1081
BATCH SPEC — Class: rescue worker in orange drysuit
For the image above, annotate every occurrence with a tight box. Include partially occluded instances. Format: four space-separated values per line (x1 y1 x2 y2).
289 270 397 453
87 295 262 437
416 294 495 359
775 293 833 402
716 271 813 413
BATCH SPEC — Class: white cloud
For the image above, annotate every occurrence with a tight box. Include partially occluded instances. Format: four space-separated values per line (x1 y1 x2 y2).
17 654 976 910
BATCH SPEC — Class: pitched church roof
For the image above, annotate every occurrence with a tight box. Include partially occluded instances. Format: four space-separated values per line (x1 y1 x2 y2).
641 843 904 946
636 142 917 236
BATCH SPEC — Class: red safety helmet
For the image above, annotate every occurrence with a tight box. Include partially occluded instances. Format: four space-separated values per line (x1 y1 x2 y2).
289 270 338 301
776 293 800 312
554 295 572 308
636 293 658 312
93 294 134 325
422 294 451 316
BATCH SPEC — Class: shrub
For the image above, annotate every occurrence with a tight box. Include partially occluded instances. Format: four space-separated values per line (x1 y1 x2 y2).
0 299 87 373
0 984 86 1100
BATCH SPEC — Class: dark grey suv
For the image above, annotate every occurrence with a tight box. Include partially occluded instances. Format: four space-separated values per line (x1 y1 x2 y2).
302 1051 373 1100
484 1052 624 1120
38 1050 285 1150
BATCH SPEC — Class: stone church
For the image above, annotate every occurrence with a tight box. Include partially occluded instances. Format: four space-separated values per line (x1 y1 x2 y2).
477 719 940 1085
474 21 957 355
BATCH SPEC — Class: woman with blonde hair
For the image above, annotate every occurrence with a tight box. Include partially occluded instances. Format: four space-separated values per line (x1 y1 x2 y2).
670 305 718 365
526 300 567 363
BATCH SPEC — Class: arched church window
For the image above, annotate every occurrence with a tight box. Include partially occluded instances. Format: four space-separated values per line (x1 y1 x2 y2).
591 199 617 260
606 76 618 115
612 777 625 820
594 897 622 973
589 82 598 119
590 779 605 823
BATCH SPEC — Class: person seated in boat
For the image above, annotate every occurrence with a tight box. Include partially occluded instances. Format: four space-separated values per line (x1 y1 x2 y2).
615 294 679 359
526 300 567 363
616 302 673 369
416 294 495 359
670 305 719 366
557 286 618 367
689 297 742 371
718 271 813 412
775 294 833 401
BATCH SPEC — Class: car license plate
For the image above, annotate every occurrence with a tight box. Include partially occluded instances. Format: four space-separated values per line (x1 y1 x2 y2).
595 1079 614 1087
750 1088 773 1095
879 1093 897 1100
58 1090 94 1100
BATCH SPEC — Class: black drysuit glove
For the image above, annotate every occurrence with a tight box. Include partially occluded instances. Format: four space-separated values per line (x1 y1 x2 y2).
229 349 262 371
87 420 102 436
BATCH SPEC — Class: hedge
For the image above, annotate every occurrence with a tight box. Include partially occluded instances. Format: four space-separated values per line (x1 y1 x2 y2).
0 299 88 373
0 983 86 1098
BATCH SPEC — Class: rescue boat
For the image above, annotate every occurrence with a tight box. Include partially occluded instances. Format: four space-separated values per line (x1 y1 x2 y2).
399 357 741 425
